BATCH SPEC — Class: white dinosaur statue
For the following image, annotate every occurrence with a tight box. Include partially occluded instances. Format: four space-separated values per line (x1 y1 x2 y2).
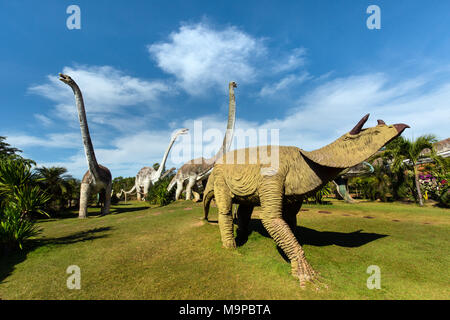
123 128 188 201
167 81 237 201
59 73 112 218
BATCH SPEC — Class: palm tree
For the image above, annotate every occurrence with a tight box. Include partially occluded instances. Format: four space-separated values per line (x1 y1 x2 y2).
384 135 438 206
0 136 35 166
35 166 73 210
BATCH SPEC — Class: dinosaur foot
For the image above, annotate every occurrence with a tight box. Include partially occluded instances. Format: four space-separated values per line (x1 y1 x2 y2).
222 239 237 249
291 257 317 287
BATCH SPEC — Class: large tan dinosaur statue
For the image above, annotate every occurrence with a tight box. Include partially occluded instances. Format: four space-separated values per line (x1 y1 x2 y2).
59 73 113 218
167 82 237 201
203 114 409 286
123 129 188 201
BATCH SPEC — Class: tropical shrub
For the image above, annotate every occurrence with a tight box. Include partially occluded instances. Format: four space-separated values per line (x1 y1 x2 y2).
146 173 175 206
306 182 333 204
0 205 39 252
35 166 75 213
0 158 49 254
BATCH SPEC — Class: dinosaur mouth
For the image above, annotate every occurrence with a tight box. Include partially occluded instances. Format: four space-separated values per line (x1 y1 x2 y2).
393 123 410 134
59 73 71 83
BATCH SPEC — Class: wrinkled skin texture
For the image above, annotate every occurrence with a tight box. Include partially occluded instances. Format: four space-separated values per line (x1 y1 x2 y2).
204 116 408 286
59 73 112 218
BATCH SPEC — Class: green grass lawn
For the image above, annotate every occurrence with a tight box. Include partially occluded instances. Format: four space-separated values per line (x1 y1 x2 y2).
0 199 449 299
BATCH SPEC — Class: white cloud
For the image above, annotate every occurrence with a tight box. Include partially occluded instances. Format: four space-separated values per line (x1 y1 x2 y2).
29 65 173 120
257 73 450 150
259 72 310 97
34 114 53 127
148 23 266 95
272 47 306 73
5 132 81 149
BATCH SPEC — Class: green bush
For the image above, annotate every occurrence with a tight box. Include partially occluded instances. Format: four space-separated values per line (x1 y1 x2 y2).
146 176 175 206
306 182 332 204
0 158 49 254
0 205 39 252
438 185 449 208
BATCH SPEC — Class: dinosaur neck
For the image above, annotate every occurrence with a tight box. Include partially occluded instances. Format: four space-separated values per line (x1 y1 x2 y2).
154 134 178 180
71 83 101 182
212 84 236 162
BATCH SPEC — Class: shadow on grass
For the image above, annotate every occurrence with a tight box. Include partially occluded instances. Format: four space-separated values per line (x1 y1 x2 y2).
0 227 112 284
236 219 388 262
38 204 149 222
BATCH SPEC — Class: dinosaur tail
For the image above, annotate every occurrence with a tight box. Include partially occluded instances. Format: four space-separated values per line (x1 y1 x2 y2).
167 175 177 192
124 185 136 194
203 171 215 221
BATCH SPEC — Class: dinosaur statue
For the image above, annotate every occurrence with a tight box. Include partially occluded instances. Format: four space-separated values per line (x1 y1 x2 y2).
167 81 237 201
203 114 409 286
124 128 188 201
59 73 113 218
333 161 374 203
121 167 176 201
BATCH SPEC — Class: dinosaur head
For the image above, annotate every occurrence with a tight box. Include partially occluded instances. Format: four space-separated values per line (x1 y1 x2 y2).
174 128 189 137
300 114 409 168
59 73 76 86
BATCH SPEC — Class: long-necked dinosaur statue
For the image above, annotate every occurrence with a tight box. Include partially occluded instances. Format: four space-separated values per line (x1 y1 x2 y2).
119 166 175 201
333 161 374 203
123 129 188 201
203 114 409 286
59 73 113 218
167 81 237 201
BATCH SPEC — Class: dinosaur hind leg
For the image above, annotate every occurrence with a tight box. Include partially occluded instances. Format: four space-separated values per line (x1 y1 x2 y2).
137 185 142 201
236 204 254 245
101 182 112 216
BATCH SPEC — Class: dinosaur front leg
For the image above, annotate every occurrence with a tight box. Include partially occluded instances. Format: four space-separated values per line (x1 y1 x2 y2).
259 180 315 286
143 182 150 202
79 182 91 219
214 175 235 249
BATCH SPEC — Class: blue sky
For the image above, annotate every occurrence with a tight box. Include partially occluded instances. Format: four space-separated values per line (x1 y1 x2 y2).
1 0 449 179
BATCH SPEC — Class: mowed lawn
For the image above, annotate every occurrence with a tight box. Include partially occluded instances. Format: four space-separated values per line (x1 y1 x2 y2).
0 199 449 299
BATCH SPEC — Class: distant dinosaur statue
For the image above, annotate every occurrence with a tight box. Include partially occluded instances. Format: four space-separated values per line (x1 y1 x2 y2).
124 129 188 201
59 73 112 218
333 161 374 203
167 82 237 201
121 166 176 201
203 114 409 286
